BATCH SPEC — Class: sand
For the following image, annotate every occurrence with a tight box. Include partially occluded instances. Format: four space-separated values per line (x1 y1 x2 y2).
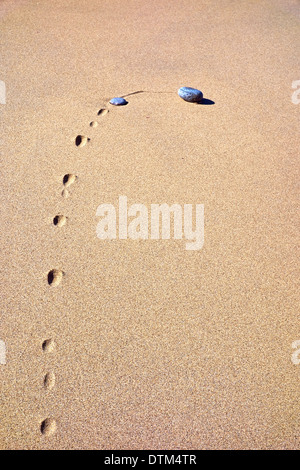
0 0 299 450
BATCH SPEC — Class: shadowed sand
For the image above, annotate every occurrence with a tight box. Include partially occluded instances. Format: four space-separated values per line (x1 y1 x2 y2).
0 0 299 450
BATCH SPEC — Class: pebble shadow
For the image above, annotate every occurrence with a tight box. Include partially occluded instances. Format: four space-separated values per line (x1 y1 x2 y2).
197 98 215 105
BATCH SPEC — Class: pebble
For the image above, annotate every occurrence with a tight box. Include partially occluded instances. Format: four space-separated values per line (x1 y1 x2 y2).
178 86 203 103
109 97 128 106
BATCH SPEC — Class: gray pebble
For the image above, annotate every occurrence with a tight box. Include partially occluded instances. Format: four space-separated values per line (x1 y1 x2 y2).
109 97 128 106
178 87 203 103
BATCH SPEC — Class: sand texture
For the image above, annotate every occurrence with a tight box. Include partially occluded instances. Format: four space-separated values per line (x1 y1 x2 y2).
0 0 299 450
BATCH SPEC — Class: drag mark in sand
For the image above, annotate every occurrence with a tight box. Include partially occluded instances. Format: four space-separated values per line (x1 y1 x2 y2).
120 90 174 98
119 88 214 105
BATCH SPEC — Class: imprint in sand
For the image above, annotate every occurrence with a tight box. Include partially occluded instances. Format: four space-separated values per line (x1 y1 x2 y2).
47 269 63 287
42 339 56 353
63 173 77 188
40 418 57 436
43 372 56 390
75 135 89 147
97 108 109 116
53 215 67 227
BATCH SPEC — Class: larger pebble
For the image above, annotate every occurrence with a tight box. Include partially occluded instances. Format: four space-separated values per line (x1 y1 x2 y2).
178 87 203 103
109 97 128 106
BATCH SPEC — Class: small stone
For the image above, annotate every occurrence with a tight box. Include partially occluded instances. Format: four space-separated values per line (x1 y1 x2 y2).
178 86 203 103
109 97 128 106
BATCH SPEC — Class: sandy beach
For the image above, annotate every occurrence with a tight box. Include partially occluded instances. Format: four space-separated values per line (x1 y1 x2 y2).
0 0 299 450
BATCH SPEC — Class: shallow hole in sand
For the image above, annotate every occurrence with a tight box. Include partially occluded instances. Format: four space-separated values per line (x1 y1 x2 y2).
63 173 77 187
47 269 63 287
42 339 55 353
44 372 55 390
75 135 89 147
61 189 69 198
53 215 67 227
97 108 108 116
41 418 57 436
